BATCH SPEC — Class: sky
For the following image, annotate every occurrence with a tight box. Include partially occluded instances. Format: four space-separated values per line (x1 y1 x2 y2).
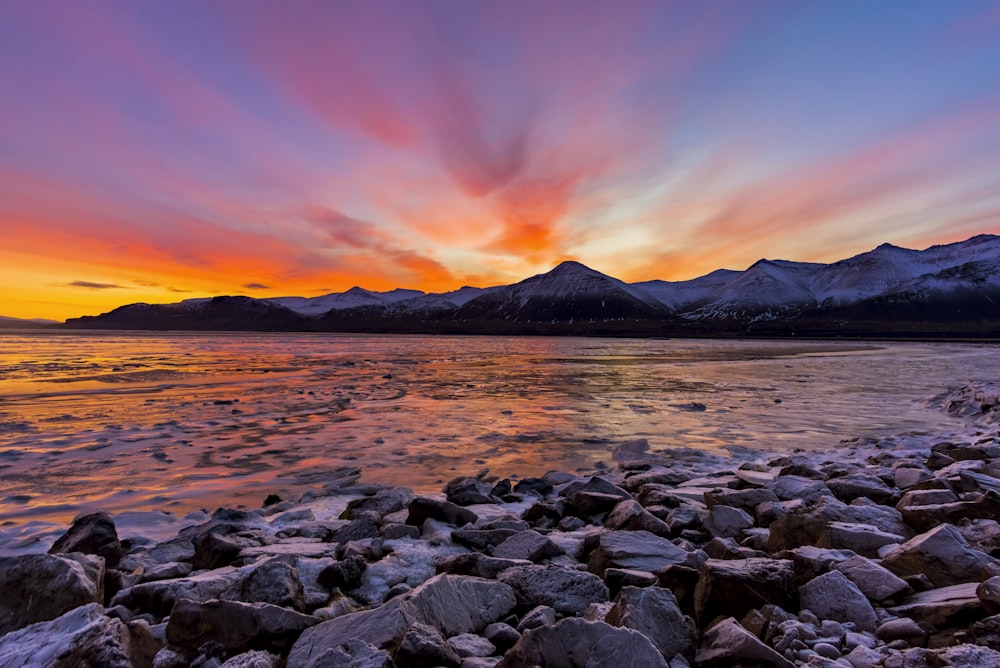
2 1 1000 321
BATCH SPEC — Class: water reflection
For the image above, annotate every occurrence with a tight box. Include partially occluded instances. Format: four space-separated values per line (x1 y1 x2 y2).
1 333 998 535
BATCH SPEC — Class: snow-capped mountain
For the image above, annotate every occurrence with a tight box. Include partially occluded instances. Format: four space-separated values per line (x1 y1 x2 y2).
64 233 1000 336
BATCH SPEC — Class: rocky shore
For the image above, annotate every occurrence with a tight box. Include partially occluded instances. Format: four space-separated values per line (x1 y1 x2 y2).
2 383 1000 667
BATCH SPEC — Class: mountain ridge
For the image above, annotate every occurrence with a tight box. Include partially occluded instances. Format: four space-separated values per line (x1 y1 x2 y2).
63 234 1000 337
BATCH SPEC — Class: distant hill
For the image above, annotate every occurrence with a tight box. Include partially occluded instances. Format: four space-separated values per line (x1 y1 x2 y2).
64 234 1000 337
0 315 60 329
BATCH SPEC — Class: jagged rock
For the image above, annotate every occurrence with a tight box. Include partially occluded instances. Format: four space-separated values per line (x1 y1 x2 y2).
606 586 696 661
767 475 832 503
499 563 609 616
587 530 688 575
704 487 779 513
436 553 533 580
394 622 461 667
695 617 795 668
894 466 933 489
924 644 1000 666
403 574 517 637
0 553 104 635
694 558 794 624
833 555 911 603
297 638 393 667
517 605 557 631
497 618 668 668
49 511 124 568
239 557 306 611
703 505 754 539
447 633 495 658
767 496 909 552
605 568 658 596
513 477 554 497
483 622 520 652
407 497 478 527
888 582 984 629
799 570 878 632
900 490 1000 533
881 523 998 587
826 473 896 505
957 519 1000 556
288 599 414 667
604 499 673 536
491 529 563 562
816 521 905 558
445 477 495 506
0 603 155 668
318 555 367 591
895 488 958 510
342 488 414 520
142 561 194 583
961 614 1000 651
452 528 519 550
166 598 319 653
191 530 243 570
978 575 1000 609
219 650 281 667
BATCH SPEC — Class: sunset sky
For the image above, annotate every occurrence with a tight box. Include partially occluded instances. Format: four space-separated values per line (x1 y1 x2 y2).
2 1 1000 321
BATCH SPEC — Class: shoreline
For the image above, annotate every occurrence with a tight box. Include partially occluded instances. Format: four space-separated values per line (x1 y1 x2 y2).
1 383 999 666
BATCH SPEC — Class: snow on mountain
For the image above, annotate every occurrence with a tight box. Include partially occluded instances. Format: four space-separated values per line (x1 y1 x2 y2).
270 287 425 315
633 269 742 310
681 259 823 321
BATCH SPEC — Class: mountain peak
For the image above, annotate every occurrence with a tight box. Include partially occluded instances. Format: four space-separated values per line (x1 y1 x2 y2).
547 260 600 275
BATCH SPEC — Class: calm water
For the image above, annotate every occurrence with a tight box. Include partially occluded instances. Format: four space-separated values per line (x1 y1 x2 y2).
1 332 997 545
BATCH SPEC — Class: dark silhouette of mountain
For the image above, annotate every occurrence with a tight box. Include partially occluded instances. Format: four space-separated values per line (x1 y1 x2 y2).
63 234 1000 337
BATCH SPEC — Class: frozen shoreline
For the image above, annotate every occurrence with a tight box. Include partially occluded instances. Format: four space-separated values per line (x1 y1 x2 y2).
1 383 1000 666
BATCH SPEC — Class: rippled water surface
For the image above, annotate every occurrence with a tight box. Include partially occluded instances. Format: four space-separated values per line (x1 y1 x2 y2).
1 332 997 544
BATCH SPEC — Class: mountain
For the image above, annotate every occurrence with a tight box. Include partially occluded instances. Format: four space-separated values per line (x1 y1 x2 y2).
0 315 60 329
63 234 1000 337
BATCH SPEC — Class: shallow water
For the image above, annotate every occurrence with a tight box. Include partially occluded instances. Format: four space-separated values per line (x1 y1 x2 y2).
0 332 997 549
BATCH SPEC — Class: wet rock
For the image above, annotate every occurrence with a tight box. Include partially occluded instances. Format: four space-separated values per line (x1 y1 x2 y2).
407 497 478 527
166 598 319 654
887 582 984 629
394 622 461 667
499 563 609 616
342 488 414 520
826 473 896 505
587 530 688 575
833 555 911 603
694 558 794 624
445 477 496 506
604 499 674 536
491 529 563 562
703 505 754 539
49 511 124 569
318 555 367 592
0 553 104 635
436 553 533 580
881 523 998 587
0 603 152 668
607 586 696 661
799 570 878 632
513 477 553 497
695 617 795 668
497 618 668 668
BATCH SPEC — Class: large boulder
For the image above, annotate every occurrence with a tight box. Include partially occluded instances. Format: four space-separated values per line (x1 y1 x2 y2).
881 523 998 588
491 529 563 562
498 564 609 617
0 603 156 668
393 622 460 667
288 599 414 668
798 570 879 632
694 558 794 624
406 497 477 527
833 555 911 603
900 490 1000 533
825 473 896 505
604 500 673 537
766 496 909 552
695 617 795 668
606 586 696 661
496 618 668 668
587 530 688 575
888 582 985 629
48 512 124 569
0 553 104 635
166 598 319 654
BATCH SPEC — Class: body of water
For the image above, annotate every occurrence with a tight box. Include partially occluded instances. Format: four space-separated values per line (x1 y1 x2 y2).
1 332 997 549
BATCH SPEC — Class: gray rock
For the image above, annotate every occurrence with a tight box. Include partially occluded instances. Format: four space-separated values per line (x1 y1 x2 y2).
893 467 932 490
240 557 306 611
517 605 557 632
141 561 194 583
875 617 926 644
342 488 415 520
887 582 983 629
219 650 281 668
452 528 519 550
606 586 696 661
767 496 909 552
0 603 152 668
395 622 461 667
166 598 319 653
491 529 563 562
436 553 533 580
826 474 896 505
604 499 673 537
381 523 421 540
445 477 496 506
694 558 795 624
318 555 367 592
497 618 668 668
0 553 104 635
605 568 658 596
587 530 688 575
704 487 779 513
407 497 478 527
48 511 124 568
817 522 904 558
288 599 414 667
447 633 496 658
695 617 795 668
929 643 1000 666
895 488 959 509
834 555 911 603
978 575 1000 608
881 523 998 587
499 564 609 616
483 622 520 652
403 574 518 637
899 490 1000 533
767 475 832 504
703 505 754 539
799 570 879 632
